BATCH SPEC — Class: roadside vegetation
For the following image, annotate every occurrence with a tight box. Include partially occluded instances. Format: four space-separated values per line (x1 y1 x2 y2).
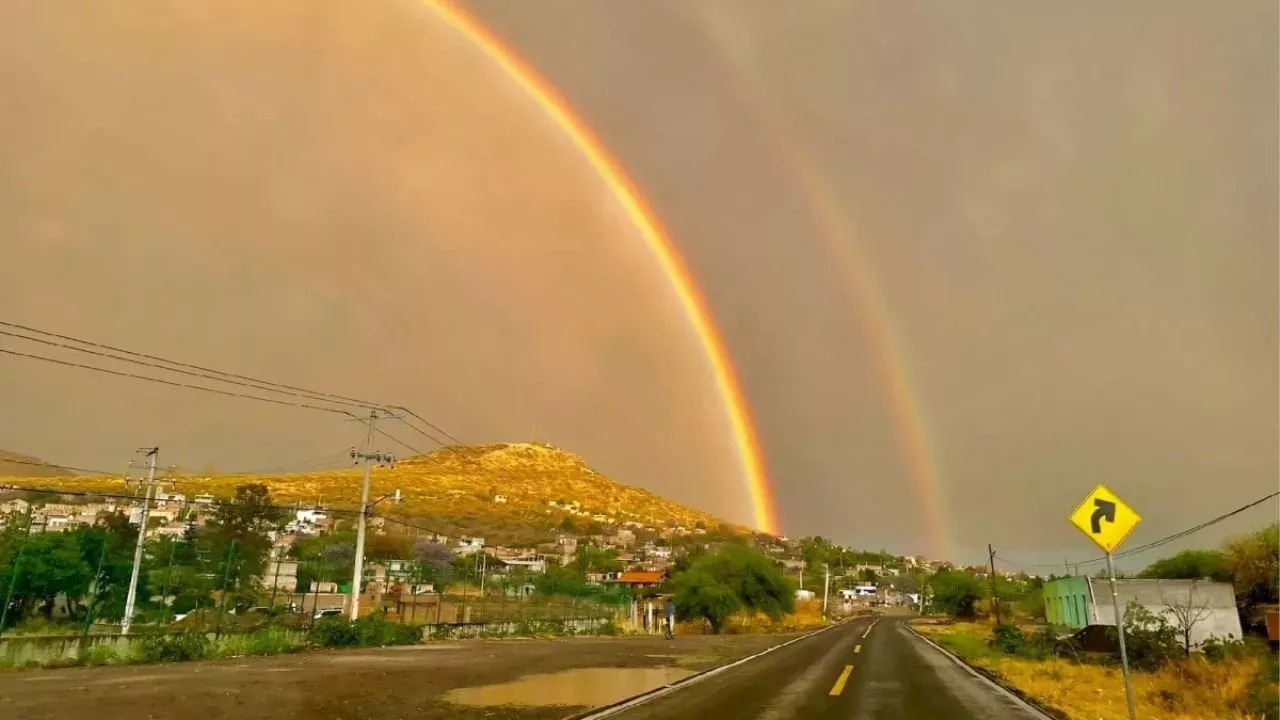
914 523 1279 720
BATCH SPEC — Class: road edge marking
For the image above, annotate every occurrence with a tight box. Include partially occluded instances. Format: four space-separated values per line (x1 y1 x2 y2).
828 665 853 696
568 617 862 720
903 622 1056 720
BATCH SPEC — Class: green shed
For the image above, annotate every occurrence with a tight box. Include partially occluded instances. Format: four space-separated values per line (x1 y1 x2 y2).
1043 576 1093 628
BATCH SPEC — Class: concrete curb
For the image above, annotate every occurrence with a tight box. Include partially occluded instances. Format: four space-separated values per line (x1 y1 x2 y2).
567 619 856 720
903 622 1062 720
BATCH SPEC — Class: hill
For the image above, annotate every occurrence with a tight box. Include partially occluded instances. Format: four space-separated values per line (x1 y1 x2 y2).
0 443 735 546
0 450 74 478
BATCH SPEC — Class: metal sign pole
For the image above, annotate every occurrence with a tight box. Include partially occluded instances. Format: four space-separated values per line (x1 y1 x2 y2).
1105 551 1137 720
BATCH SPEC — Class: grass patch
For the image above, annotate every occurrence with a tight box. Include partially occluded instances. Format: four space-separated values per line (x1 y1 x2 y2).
914 621 1278 720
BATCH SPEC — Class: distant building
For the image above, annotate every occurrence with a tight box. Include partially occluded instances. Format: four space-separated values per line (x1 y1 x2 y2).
610 571 665 590
493 494 508 504
1044 577 1243 650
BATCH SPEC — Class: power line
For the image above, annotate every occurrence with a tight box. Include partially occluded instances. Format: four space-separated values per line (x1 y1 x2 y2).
0 347 355 417
996 490 1280 570
0 329 381 415
1 320 464 453
0 321 387 412
0 457 120 476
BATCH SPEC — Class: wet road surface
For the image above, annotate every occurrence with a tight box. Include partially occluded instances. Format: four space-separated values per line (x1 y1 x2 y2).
589 617 1049 720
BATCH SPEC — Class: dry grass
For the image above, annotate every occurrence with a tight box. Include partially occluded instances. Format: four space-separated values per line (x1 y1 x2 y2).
675 600 831 636
916 622 1275 720
0 443 734 545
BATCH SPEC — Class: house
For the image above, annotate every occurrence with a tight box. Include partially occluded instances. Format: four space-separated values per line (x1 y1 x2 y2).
1044 577 1243 649
610 571 665 589
152 524 188 539
192 494 215 506
503 556 547 574
456 538 485 556
153 490 186 508
42 515 72 532
646 546 673 559
797 589 816 601
0 499 30 515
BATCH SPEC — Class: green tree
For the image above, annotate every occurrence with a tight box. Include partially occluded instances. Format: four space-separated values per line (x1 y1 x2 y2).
1139 549 1232 582
573 541 623 574
670 545 795 633
201 484 285 603
1223 523 1279 630
929 569 984 618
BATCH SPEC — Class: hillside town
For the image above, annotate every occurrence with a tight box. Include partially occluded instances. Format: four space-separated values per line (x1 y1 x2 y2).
0 483 961 613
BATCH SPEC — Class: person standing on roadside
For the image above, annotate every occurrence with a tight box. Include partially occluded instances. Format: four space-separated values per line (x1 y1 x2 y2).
664 597 675 640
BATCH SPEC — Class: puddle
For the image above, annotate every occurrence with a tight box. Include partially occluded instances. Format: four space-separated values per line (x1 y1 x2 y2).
444 666 696 708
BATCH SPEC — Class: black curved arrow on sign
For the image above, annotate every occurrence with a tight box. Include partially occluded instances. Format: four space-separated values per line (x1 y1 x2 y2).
1091 499 1116 533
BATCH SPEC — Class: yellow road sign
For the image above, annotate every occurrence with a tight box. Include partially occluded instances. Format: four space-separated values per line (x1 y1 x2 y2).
1069 484 1141 554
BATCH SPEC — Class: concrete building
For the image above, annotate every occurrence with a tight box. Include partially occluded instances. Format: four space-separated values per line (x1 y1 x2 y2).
1044 577 1242 649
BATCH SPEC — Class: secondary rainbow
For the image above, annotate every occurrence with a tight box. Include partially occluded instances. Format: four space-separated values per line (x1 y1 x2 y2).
693 11 954 559
422 0 779 534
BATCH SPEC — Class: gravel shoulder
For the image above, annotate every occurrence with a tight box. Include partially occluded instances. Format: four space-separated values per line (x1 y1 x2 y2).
0 633 803 720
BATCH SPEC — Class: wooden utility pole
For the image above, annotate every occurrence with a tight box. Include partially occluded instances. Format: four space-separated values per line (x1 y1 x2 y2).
988 544 1002 626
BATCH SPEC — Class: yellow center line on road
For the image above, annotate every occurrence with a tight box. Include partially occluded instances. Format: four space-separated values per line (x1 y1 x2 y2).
854 644 862 654
829 665 854 696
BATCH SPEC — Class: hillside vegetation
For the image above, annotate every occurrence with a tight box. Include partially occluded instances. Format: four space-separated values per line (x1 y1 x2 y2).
0 443 731 546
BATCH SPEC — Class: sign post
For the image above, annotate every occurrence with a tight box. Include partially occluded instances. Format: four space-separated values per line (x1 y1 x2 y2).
1069 484 1142 720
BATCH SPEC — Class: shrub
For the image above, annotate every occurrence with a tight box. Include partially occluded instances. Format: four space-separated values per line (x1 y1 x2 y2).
1201 635 1249 663
311 615 421 648
991 624 1026 655
83 645 119 666
1113 602 1180 671
136 629 211 663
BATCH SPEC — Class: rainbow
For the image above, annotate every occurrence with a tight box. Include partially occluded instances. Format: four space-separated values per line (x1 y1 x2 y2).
692 9 954 559
421 1 780 534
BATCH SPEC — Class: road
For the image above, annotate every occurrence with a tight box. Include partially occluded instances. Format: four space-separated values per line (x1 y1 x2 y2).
590 617 1048 720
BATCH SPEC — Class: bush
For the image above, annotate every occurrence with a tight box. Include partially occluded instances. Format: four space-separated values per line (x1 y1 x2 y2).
136 629 211 663
1114 602 1180 671
1201 635 1249 663
310 614 421 648
991 624 1026 655
988 624 1060 660
83 645 119 666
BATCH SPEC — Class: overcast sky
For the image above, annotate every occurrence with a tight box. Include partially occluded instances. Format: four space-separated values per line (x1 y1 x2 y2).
1 1 1275 566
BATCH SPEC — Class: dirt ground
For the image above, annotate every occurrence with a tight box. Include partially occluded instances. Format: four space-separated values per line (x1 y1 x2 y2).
0 633 800 720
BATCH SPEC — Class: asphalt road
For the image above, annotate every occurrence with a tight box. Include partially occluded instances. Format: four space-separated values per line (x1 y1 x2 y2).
591 617 1048 720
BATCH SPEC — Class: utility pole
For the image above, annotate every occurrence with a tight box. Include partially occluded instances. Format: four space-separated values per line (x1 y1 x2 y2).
1106 552 1138 720
349 411 394 620
122 447 159 635
987 544 1002 626
822 563 830 615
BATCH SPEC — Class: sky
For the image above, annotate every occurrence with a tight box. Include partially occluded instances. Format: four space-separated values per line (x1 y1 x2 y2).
0 1 1275 567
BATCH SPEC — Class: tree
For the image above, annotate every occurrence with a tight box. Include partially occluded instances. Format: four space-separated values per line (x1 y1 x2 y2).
1165 580 1214 656
573 541 623 574
670 545 795 633
412 540 454 588
1139 549 1232 582
202 484 285 599
929 569 984 618
857 568 879 583
1223 524 1279 628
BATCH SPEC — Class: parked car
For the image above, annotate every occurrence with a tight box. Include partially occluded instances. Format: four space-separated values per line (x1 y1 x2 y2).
313 607 344 620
